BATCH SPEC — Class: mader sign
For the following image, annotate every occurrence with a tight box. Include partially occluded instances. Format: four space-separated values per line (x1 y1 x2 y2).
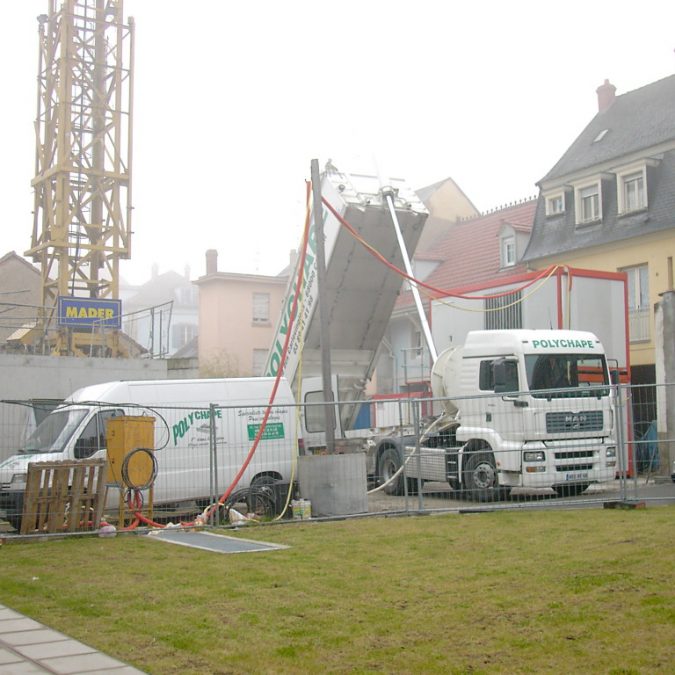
57 296 122 329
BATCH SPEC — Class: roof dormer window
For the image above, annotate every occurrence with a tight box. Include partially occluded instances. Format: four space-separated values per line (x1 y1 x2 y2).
545 191 565 216
501 235 516 267
616 163 648 215
574 180 602 225
622 171 645 212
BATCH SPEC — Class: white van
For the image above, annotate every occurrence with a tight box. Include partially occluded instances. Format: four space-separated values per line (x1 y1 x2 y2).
0 377 299 528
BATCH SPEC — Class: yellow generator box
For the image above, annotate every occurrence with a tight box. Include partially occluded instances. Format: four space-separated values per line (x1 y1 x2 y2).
106 416 155 487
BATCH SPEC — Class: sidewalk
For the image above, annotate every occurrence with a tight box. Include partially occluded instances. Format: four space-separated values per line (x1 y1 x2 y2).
0 605 145 674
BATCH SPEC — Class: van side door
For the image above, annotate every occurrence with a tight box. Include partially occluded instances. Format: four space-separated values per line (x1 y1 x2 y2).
73 409 125 459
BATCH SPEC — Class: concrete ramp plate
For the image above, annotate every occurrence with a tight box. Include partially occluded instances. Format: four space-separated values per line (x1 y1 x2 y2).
146 529 288 554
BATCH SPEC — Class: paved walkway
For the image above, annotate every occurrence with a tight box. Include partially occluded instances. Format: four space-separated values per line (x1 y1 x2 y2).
0 605 145 674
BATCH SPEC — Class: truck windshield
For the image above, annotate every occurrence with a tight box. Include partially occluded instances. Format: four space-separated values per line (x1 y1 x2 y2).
20 408 88 454
525 354 609 398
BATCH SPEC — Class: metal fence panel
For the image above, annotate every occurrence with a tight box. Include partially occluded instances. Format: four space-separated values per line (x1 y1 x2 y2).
1 383 673 537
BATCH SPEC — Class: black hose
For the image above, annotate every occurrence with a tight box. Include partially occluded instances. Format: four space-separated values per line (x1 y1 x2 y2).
121 448 158 490
218 485 278 521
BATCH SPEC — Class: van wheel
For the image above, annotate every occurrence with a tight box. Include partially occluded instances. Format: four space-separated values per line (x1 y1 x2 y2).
247 475 277 518
251 474 276 490
4 514 22 533
463 451 501 502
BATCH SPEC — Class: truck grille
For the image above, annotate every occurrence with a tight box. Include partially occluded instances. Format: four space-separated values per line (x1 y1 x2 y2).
546 410 603 434
555 464 594 472
554 450 595 460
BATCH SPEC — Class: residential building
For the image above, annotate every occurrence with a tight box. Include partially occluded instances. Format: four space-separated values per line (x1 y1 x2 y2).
195 249 289 377
522 74 675 390
0 252 42 346
122 265 199 357
415 176 479 250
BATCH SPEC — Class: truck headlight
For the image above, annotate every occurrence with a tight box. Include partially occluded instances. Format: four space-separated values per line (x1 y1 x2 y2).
606 447 616 458
10 473 27 489
524 451 545 462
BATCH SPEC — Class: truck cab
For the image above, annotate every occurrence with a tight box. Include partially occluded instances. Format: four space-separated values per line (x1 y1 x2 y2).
408 329 617 500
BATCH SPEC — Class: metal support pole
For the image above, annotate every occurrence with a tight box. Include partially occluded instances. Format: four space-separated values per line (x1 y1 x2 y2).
614 384 628 502
413 398 424 511
399 398 409 512
310 159 335 453
382 187 438 363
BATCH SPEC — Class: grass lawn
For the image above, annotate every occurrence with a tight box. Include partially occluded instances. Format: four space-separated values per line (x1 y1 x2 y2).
1 506 674 674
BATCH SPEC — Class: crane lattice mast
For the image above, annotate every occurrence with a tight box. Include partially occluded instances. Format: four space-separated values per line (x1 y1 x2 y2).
26 0 134 355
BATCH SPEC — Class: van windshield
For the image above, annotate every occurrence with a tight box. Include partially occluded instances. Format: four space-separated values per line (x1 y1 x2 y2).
525 354 609 398
20 408 88 454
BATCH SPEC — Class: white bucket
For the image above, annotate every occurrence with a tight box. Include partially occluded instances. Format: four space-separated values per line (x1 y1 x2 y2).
291 498 312 520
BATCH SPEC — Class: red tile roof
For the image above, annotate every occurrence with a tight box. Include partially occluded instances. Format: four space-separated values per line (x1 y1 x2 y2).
397 199 536 309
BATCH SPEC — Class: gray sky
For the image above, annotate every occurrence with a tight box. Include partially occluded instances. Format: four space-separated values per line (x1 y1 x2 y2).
2 0 674 286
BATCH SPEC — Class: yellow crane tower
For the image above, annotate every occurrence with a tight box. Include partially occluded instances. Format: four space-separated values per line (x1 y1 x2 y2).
23 0 136 357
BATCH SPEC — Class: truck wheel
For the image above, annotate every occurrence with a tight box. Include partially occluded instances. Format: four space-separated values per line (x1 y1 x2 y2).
378 447 404 496
553 483 590 498
463 451 500 502
448 477 461 492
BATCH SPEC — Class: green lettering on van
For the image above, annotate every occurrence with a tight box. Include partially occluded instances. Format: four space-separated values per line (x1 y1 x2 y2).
247 422 285 441
172 408 222 445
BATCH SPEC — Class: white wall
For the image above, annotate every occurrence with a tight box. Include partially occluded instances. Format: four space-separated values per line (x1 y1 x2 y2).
431 297 482 354
431 274 628 367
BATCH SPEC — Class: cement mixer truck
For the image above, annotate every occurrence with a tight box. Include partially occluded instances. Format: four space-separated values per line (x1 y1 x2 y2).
375 328 617 500
265 167 616 501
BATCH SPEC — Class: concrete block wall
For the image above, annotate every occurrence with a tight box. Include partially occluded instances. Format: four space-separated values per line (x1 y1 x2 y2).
0 354 167 461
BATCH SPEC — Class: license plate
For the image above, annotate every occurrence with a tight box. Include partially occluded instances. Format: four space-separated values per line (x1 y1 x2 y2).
565 472 588 481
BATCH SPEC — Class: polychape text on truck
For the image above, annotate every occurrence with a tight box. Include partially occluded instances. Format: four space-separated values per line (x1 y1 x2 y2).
0 377 299 530
372 328 617 500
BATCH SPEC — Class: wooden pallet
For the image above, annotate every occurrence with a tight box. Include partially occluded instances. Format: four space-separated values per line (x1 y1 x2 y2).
20 460 107 535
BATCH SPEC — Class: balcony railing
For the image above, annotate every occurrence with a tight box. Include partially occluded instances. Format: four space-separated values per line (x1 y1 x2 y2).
629 308 650 343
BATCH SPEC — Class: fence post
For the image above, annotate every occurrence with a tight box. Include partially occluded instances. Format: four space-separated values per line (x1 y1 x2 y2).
413 398 424 512
399 398 409 511
630 386 640 501
209 403 218 525
614 383 627 502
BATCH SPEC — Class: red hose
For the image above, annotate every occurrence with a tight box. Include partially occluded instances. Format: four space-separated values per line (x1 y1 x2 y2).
205 180 313 512
321 195 559 301
123 181 314 530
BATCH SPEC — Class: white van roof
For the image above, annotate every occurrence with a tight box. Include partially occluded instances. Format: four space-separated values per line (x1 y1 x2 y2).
66 377 293 408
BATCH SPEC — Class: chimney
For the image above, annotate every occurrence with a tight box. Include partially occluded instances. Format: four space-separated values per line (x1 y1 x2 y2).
596 79 616 113
205 249 218 275
151 262 159 279
288 249 298 273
